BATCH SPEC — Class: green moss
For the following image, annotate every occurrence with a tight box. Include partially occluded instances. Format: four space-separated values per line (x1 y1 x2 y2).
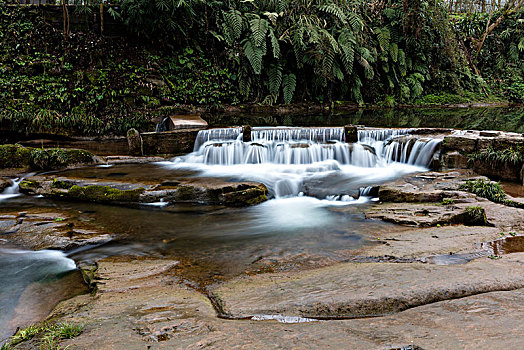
463 206 491 226
67 185 145 203
51 179 74 189
30 148 95 170
0 144 31 168
19 180 41 192
174 185 196 201
246 194 268 206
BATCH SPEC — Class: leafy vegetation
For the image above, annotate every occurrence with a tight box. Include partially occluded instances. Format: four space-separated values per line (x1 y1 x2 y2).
460 178 524 208
468 146 524 166
1 322 83 350
0 1 522 136
463 206 490 226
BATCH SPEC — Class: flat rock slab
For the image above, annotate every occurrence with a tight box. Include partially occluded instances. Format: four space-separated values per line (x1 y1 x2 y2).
212 254 524 318
366 202 480 227
19 173 267 207
0 208 111 251
168 115 208 130
47 258 524 349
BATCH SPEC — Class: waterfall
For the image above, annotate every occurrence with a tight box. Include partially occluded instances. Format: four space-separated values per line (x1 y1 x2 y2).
383 138 441 167
189 127 440 168
0 178 23 202
252 127 344 143
164 127 441 199
193 127 242 151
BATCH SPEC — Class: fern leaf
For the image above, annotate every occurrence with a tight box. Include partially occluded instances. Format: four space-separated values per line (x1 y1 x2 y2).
390 43 398 63
519 37 524 51
249 17 269 47
318 4 347 23
222 9 243 45
282 73 296 104
268 27 280 58
243 39 264 75
375 27 391 52
268 64 283 96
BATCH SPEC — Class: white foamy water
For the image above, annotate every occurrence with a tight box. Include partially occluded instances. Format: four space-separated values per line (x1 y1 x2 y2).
0 178 23 202
160 127 439 199
0 248 77 338
251 314 317 323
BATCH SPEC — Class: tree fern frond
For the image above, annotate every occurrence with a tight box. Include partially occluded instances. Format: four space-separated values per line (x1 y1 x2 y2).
282 73 296 104
318 4 347 23
390 43 398 62
268 27 280 58
249 17 269 47
243 39 264 75
518 37 524 51
268 63 283 96
375 27 391 52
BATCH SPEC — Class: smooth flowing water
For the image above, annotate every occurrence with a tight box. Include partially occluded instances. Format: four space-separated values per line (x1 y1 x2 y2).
0 248 85 339
0 126 445 336
161 127 440 198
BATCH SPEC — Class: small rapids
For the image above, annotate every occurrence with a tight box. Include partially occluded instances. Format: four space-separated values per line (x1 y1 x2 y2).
0 249 78 339
0 178 23 202
161 127 441 199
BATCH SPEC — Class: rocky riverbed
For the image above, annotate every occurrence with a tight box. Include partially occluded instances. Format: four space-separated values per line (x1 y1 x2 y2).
1 126 524 349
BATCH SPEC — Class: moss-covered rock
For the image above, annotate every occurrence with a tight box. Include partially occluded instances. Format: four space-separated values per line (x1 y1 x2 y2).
219 184 268 207
19 180 42 194
66 185 145 203
51 179 75 189
460 206 492 226
0 144 32 168
0 144 97 170
29 148 97 170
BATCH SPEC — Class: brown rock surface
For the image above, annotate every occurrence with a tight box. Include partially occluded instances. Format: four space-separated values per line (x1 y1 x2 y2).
212 254 524 318
48 258 524 349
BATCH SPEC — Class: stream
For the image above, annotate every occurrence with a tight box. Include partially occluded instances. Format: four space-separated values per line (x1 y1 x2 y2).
0 124 471 339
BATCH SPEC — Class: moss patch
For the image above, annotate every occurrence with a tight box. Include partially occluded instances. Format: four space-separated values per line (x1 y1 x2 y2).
0 144 96 170
67 185 145 203
29 148 96 170
462 206 492 226
174 185 196 201
0 144 31 168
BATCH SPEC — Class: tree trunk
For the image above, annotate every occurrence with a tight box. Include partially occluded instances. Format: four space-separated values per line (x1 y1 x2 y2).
475 0 524 54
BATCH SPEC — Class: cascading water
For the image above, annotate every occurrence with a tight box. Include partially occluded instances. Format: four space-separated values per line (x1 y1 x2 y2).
0 178 23 202
161 127 441 200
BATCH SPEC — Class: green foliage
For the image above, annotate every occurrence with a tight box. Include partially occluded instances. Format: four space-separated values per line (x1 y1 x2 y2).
40 322 83 350
0 0 520 138
464 206 490 226
458 179 524 210
468 146 524 166
460 179 508 203
9 325 41 347
1 322 83 350
442 198 456 205
453 11 524 102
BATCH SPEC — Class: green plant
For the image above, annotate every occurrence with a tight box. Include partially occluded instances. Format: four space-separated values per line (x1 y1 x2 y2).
8 325 42 347
464 206 490 226
468 146 524 166
488 254 502 260
0 322 83 350
460 179 508 203
442 198 456 205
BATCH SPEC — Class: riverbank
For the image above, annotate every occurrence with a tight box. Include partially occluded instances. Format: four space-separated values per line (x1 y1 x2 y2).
1 125 524 348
